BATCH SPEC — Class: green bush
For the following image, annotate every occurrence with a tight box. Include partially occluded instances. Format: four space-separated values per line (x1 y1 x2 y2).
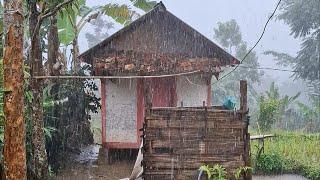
251 132 320 180
302 165 320 180
254 153 283 174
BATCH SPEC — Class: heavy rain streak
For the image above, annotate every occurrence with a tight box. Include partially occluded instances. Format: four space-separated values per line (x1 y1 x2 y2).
0 0 319 180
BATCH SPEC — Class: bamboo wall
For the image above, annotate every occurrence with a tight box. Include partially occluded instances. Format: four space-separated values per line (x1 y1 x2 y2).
142 107 250 180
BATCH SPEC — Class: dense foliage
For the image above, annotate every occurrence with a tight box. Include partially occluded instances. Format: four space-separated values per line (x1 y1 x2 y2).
255 82 320 133
251 132 320 180
256 82 302 132
0 0 157 178
266 0 320 97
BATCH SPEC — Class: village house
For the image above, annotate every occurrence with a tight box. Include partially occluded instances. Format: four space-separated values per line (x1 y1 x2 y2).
79 2 239 151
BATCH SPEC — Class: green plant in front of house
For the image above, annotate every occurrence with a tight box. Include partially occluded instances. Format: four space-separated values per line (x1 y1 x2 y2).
199 164 214 179
199 164 227 180
211 164 227 180
200 164 252 180
234 166 252 180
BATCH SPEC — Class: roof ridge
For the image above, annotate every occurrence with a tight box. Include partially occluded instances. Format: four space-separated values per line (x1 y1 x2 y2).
79 2 239 66
154 1 166 11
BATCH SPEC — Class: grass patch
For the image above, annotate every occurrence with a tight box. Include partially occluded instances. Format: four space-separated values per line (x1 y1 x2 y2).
251 131 320 180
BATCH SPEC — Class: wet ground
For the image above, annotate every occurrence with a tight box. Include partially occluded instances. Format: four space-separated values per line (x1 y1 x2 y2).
55 145 135 180
56 145 307 180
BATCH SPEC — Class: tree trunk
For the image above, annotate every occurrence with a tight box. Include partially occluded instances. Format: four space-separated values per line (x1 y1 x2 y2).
29 2 48 179
48 14 60 76
3 0 26 179
72 33 80 73
47 13 62 167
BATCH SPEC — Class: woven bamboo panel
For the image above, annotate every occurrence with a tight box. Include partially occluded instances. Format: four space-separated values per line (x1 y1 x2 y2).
143 107 249 180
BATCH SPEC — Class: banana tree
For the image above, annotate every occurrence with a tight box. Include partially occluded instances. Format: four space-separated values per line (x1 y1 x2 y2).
57 0 156 72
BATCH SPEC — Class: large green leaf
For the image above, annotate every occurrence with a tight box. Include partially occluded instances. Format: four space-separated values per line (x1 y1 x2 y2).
101 4 135 25
57 9 75 45
55 0 85 45
130 0 157 12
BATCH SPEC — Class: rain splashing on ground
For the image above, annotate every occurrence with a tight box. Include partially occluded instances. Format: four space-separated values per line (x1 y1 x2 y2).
56 145 135 180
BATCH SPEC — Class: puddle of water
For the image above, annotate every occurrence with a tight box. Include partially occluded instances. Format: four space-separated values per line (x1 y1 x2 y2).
253 175 307 180
55 145 135 180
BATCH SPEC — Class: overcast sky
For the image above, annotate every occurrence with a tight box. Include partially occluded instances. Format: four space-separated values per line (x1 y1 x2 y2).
79 0 302 82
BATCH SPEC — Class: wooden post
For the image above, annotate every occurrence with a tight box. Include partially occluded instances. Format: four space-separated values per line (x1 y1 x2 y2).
206 75 212 107
240 80 251 180
137 79 145 146
240 80 248 112
101 79 107 144
144 78 152 112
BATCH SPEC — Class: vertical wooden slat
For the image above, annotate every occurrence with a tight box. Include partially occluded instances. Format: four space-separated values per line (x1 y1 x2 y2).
171 77 178 107
206 74 212 107
240 80 252 180
240 80 247 112
144 78 152 112
137 79 145 145
101 79 107 144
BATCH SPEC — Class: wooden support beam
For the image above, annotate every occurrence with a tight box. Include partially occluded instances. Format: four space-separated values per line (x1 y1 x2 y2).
240 80 251 180
144 79 152 114
100 79 107 144
206 75 212 107
137 79 145 146
240 80 248 112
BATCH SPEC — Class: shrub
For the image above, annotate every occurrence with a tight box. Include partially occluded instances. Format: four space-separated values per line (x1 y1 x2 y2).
254 153 283 174
251 132 320 179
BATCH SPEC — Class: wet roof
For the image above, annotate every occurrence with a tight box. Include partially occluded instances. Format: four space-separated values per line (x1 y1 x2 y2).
79 2 239 75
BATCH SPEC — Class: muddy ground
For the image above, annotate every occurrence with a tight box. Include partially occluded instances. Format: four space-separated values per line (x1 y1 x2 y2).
55 145 307 180
55 145 136 180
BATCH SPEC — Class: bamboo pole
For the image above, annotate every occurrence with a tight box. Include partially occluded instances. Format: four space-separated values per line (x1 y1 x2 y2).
30 70 201 79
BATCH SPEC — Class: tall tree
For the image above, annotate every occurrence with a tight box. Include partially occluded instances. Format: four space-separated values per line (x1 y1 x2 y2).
214 19 242 54
28 1 49 178
3 0 26 179
213 19 263 105
265 0 320 97
28 0 76 178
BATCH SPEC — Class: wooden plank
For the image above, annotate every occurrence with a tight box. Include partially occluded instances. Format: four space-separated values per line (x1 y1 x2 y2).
143 154 243 162
149 139 244 149
145 115 242 121
146 120 245 129
240 80 247 112
144 160 245 170
100 79 106 144
144 129 244 142
250 134 274 140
